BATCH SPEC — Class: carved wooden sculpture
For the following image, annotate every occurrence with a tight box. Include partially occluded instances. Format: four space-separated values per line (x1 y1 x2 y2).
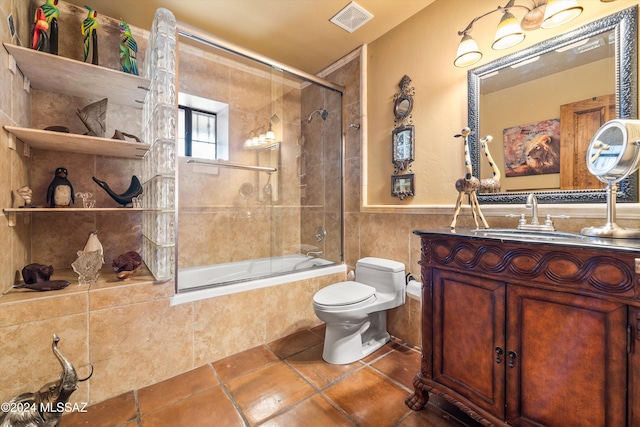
479 135 502 193
450 128 489 229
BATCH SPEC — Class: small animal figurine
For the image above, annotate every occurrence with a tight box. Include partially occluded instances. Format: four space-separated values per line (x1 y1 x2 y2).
92 175 143 207
46 167 74 207
118 19 138 75
16 185 34 207
479 135 502 193
77 98 107 137
31 7 49 51
450 127 489 230
14 263 70 291
82 5 99 64
39 0 59 54
0 335 92 427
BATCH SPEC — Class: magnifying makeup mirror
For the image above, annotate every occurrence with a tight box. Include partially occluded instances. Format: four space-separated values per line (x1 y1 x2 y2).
581 120 640 238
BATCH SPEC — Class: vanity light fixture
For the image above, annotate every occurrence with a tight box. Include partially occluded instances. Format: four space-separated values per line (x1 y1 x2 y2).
454 0 583 67
244 124 276 149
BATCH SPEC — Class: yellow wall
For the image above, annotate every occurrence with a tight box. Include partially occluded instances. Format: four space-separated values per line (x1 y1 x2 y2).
366 0 640 205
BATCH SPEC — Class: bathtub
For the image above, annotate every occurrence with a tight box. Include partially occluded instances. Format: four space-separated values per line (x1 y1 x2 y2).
171 254 345 305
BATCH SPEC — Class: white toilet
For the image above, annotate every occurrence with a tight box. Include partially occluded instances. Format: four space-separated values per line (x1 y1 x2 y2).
312 257 406 364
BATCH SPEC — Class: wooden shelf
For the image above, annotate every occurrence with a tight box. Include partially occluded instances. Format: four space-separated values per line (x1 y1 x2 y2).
4 208 147 212
3 207 149 226
4 126 148 159
4 43 150 109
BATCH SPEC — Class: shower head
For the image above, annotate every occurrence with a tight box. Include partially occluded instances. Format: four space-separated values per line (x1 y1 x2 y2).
306 108 329 123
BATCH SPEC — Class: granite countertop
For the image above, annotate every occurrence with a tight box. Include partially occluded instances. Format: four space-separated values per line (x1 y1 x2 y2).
414 227 640 253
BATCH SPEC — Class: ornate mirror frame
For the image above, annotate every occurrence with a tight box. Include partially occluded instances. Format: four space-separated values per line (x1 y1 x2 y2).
394 75 414 122
392 124 415 171
391 173 415 200
468 6 638 204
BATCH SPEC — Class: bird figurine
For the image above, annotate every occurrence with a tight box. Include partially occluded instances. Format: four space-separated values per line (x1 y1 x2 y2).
39 0 59 54
31 7 49 51
92 175 143 207
118 19 138 75
46 167 74 208
82 5 99 64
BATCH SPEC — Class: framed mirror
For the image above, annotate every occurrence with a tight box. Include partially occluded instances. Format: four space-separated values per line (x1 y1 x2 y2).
392 124 415 171
394 96 413 122
391 174 414 200
469 6 637 204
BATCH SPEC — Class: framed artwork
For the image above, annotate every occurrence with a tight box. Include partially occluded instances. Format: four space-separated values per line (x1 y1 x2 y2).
392 124 415 171
391 174 414 200
503 118 560 177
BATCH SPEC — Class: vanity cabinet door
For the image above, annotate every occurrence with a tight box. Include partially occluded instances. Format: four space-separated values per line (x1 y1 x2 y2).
432 269 506 418
505 285 627 427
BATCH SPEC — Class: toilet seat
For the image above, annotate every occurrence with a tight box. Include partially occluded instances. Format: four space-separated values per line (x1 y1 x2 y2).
313 281 376 307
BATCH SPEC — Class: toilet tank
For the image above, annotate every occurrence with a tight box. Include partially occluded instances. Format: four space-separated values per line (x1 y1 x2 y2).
355 257 405 295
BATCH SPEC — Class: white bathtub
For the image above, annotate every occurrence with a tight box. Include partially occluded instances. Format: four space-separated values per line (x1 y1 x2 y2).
171 254 345 305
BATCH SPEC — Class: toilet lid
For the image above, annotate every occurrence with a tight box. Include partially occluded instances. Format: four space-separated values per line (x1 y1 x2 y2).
313 281 375 306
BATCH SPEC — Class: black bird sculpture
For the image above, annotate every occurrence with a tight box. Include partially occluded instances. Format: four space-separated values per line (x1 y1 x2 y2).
92 175 143 207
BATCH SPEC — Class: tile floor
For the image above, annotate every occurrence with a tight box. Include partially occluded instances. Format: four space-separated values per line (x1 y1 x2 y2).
62 325 480 427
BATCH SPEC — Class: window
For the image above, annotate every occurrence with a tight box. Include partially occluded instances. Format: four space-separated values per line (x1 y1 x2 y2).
177 93 229 161
178 106 217 160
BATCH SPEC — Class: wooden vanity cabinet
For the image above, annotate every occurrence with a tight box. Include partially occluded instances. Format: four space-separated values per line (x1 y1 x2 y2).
407 230 640 427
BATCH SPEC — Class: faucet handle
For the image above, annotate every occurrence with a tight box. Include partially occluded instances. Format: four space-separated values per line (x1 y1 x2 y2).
506 213 527 226
544 214 570 226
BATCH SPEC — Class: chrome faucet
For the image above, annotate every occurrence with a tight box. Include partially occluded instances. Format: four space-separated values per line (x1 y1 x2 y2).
525 193 539 226
306 250 323 258
510 193 569 232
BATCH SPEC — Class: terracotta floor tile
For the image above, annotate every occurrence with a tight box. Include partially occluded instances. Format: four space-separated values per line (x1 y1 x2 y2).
323 367 412 427
61 391 137 427
286 343 363 389
399 409 467 427
137 365 218 414
361 339 401 363
140 386 243 427
310 323 326 337
259 394 355 427
61 330 471 427
371 345 421 390
399 399 483 427
213 344 279 383
226 361 315 425
267 329 324 359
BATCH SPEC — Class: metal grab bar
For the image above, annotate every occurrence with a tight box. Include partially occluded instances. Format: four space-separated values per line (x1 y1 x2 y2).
186 158 276 173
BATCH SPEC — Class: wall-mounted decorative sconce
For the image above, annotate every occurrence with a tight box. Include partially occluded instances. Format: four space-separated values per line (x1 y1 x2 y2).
454 0 583 67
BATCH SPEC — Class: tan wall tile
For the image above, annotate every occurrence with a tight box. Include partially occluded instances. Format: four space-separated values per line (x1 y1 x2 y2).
89 298 193 402
193 288 267 364
0 291 87 327
0 313 89 405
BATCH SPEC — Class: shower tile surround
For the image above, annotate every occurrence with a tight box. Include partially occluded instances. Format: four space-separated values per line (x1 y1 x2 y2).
177 41 335 269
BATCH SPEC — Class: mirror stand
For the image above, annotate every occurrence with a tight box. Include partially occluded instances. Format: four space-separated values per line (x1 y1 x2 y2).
580 182 640 238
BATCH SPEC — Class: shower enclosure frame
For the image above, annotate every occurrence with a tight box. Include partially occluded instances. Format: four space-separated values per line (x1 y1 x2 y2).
174 21 347 293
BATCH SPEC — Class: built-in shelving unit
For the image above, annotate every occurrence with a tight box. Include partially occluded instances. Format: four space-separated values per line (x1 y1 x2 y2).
3 43 150 108
2 44 152 227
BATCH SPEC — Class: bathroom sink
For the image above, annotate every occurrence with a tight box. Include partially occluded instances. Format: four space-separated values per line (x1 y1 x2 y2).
472 228 586 242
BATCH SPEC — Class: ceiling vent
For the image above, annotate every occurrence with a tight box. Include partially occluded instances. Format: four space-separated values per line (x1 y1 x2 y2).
330 2 374 33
